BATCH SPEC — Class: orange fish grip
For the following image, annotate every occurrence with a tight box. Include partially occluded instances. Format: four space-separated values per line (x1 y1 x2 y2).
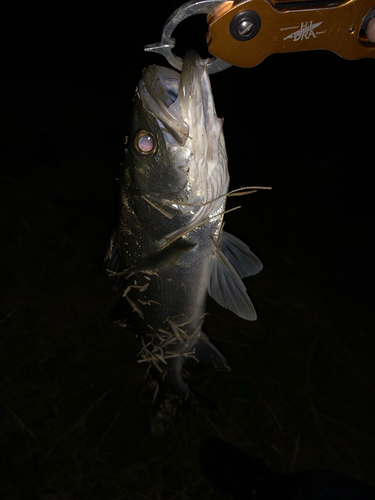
207 0 374 68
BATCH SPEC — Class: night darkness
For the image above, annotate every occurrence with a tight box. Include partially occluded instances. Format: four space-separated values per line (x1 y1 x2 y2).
1 2 375 498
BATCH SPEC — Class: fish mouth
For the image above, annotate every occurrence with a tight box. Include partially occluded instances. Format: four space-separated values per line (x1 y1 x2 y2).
139 50 214 147
139 50 228 216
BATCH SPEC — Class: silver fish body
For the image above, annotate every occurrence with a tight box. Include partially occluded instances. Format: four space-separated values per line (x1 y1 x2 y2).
105 50 262 432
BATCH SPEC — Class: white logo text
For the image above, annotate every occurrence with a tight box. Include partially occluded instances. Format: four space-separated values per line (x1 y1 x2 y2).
282 21 325 42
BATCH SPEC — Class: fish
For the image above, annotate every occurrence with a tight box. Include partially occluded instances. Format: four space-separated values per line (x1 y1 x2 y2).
104 50 262 434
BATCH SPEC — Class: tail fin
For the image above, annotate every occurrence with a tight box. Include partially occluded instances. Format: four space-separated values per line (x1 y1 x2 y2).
149 333 228 434
150 387 216 435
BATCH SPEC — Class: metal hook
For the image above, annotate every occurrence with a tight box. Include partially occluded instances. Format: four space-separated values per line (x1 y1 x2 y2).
144 0 232 74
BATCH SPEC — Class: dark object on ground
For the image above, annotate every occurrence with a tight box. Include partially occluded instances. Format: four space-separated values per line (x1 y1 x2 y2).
198 438 375 499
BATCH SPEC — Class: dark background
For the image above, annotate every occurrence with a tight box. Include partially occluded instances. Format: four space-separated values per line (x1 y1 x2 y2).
1 2 375 498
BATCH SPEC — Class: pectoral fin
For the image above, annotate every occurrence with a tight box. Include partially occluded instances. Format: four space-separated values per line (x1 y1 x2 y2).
120 240 196 276
221 231 262 278
208 249 257 321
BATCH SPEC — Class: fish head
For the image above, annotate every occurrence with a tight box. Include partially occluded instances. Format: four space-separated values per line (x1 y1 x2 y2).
123 50 229 241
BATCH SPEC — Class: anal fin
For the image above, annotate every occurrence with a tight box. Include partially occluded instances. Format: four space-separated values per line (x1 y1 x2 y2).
188 332 230 370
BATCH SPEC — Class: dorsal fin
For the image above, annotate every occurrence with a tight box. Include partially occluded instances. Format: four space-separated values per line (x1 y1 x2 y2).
103 228 124 291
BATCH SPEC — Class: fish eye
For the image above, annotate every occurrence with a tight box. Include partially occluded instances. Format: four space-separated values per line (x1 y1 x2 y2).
133 130 157 157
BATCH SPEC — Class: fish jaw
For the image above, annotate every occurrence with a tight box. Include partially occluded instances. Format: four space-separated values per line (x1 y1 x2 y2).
178 51 229 209
139 50 229 215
